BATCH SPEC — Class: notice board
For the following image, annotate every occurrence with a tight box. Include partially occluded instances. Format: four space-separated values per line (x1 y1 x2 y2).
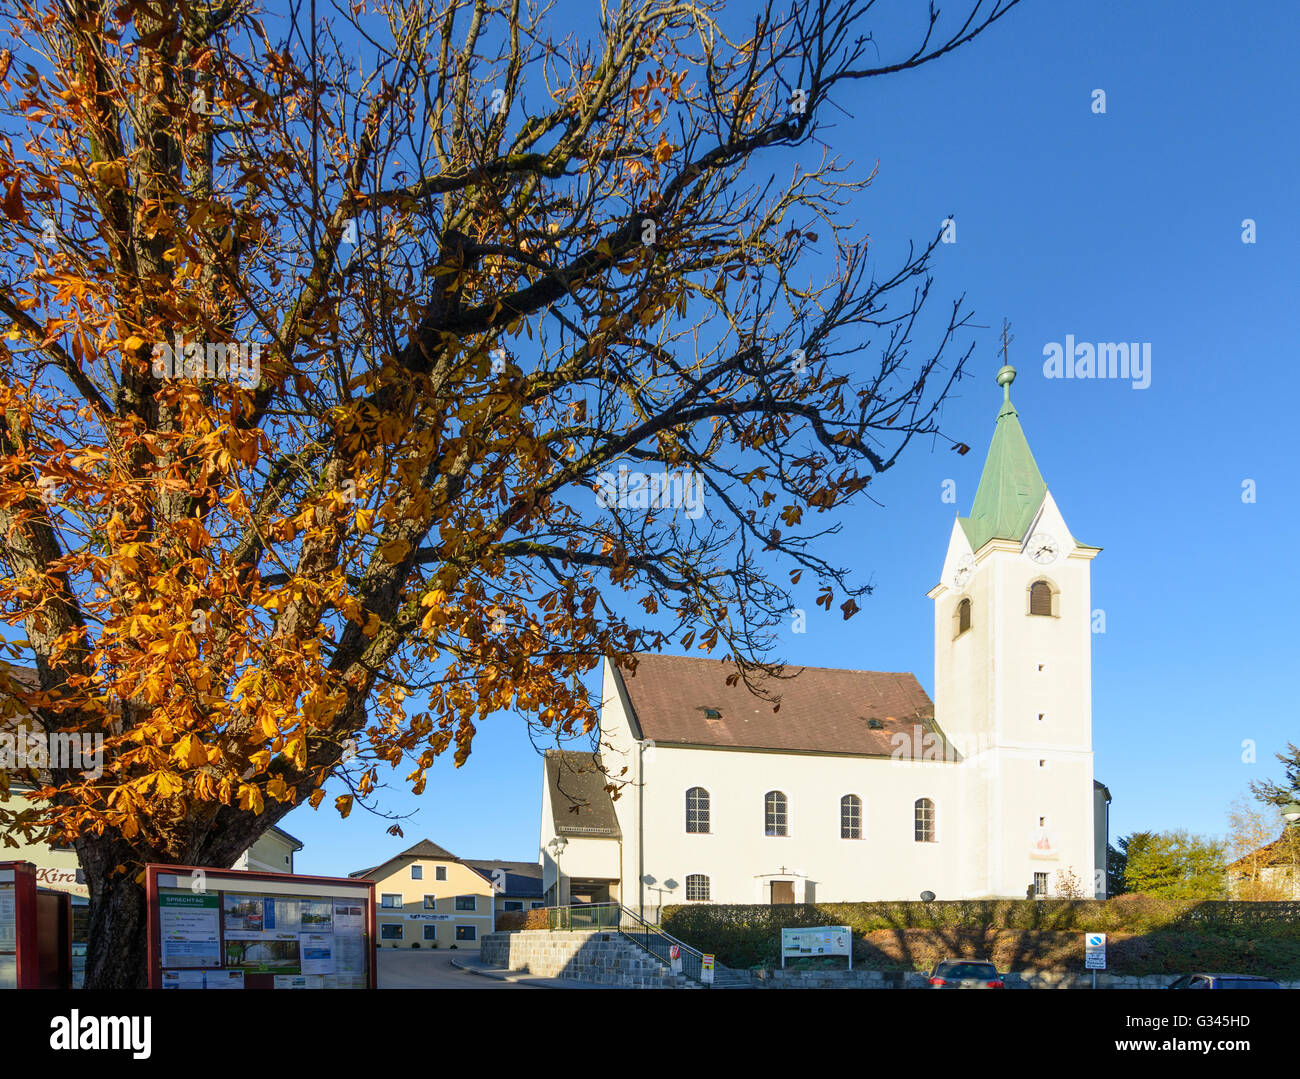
146 864 376 989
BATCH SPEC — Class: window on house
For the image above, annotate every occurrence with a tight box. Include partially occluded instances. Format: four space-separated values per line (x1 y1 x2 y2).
503 900 524 912
422 924 438 941
455 895 477 911
685 874 711 901
1029 580 1053 616
423 895 437 910
956 597 972 636
764 791 788 836
841 794 862 839
435 866 448 882
381 893 403 909
686 786 711 833
410 864 423 880
530 901 545 909
1034 872 1049 897
380 923 403 940
456 925 478 941
914 798 935 843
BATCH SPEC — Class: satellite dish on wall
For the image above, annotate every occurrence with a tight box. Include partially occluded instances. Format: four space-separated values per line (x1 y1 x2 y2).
920 890 936 903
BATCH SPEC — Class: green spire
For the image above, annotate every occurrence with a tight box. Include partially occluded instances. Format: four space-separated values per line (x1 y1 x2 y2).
957 363 1047 552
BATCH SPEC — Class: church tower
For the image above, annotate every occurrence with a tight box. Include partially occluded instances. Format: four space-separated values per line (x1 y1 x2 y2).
928 360 1102 899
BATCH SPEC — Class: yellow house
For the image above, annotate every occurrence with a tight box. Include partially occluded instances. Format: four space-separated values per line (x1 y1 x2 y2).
350 839 494 950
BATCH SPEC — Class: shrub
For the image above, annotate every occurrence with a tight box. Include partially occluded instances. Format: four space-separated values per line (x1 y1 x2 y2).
661 898 1300 971
497 907 551 931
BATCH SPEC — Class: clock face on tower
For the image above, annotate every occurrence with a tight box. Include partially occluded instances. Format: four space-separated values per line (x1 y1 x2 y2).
951 554 975 589
1028 532 1059 565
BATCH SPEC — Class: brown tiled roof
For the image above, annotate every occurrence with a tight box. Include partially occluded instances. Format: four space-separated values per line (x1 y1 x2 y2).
349 837 468 879
1228 832 1300 870
545 750 622 839
612 653 937 756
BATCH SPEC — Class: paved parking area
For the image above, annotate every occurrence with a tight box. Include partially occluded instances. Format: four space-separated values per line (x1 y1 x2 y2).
378 949 542 989
377 949 599 989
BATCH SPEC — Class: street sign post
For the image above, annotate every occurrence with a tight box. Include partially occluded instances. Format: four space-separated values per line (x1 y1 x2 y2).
1085 932 1106 988
701 953 715 984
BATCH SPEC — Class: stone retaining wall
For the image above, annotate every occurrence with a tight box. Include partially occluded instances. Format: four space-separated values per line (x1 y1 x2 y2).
735 968 1300 989
481 931 1298 989
480 930 699 989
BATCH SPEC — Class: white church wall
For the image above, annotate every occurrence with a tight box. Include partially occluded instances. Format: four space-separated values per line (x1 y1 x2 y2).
629 743 972 914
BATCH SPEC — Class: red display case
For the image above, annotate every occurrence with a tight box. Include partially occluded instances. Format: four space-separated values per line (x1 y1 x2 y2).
145 864 376 989
0 860 73 989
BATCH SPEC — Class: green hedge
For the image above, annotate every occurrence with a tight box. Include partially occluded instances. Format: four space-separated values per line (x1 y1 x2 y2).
660 898 1300 970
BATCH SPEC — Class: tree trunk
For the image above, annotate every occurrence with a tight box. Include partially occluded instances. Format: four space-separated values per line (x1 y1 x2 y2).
79 834 151 990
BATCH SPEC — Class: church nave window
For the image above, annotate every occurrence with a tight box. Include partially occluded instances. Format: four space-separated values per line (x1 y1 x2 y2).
914 798 935 843
1028 579 1055 617
765 791 788 836
841 794 863 839
685 874 711 901
686 786 711 834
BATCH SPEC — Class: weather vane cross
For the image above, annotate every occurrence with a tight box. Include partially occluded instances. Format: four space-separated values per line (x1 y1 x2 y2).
1000 318 1014 365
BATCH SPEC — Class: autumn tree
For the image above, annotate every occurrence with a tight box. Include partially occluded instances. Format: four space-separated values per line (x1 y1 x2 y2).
0 0 1020 986
1225 795 1288 900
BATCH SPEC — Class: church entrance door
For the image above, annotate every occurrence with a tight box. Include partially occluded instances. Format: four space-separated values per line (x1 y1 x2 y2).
769 880 794 904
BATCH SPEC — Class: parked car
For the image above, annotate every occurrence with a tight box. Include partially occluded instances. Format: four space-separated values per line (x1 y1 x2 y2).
927 959 1005 989
1167 973 1280 989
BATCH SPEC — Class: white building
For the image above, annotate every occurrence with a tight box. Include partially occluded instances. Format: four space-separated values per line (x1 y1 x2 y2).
540 363 1109 920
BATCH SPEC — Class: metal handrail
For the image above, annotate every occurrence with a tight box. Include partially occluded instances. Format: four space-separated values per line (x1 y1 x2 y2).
547 902 708 984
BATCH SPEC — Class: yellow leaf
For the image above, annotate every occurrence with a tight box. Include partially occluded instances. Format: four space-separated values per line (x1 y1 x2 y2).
335 794 353 819
237 784 265 813
123 335 145 352
377 538 410 563
174 734 207 768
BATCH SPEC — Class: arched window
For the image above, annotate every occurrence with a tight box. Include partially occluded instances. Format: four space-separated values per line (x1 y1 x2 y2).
765 791 788 836
1029 580 1053 616
955 597 972 636
685 787 710 834
685 874 710 901
914 798 935 843
841 795 862 839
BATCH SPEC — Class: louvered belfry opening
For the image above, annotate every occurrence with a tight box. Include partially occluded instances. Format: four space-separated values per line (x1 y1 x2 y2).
1029 580 1053 616
957 597 972 633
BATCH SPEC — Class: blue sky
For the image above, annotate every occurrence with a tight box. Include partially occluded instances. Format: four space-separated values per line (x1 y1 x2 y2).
276 0 1300 876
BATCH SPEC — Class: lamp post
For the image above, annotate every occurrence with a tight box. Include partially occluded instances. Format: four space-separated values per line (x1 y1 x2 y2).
547 836 568 911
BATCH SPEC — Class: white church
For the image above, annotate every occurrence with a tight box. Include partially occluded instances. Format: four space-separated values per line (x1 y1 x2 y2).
540 362 1110 921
